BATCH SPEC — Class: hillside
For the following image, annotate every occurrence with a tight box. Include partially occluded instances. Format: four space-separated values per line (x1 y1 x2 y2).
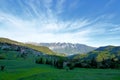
73 46 120 61
88 46 120 62
71 46 120 69
0 38 55 55
0 38 21 45
0 43 44 59
39 43 95 55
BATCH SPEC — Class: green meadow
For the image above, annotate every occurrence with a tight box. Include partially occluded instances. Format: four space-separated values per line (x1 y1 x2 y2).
0 60 120 80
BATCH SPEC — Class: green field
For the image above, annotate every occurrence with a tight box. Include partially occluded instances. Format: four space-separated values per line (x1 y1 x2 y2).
0 60 120 80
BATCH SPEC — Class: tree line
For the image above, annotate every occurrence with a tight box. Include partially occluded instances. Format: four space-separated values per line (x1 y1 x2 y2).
35 55 74 70
35 55 120 70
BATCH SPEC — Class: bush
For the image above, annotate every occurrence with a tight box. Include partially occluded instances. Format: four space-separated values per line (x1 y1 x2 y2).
0 65 5 71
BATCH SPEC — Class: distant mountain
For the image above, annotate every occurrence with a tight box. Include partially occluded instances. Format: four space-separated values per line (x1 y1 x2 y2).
94 45 120 52
92 46 120 61
90 45 120 56
0 38 55 55
38 43 96 55
73 45 120 62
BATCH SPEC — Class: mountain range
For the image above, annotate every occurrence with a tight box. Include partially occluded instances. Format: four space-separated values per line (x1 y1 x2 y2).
34 43 95 55
1 37 120 60
0 38 96 55
0 37 120 69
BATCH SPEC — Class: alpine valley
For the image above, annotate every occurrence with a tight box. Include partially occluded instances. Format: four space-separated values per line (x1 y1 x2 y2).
0 37 120 80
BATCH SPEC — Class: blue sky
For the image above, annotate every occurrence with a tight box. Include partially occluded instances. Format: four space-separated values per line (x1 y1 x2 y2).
0 0 120 47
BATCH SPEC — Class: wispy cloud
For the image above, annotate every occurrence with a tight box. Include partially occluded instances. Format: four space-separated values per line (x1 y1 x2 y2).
105 0 115 8
0 0 120 47
0 10 91 43
109 25 120 32
56 0 65 14
0 10 119 46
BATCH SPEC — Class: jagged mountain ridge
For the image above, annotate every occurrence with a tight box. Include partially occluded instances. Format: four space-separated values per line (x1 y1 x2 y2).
39 43 96 55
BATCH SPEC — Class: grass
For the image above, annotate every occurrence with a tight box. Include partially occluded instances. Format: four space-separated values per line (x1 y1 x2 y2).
0 60 120 80
0 38 55 55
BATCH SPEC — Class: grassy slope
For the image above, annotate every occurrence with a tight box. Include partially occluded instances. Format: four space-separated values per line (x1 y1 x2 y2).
0 37 55 55
0 60 120 80
24 44 55 55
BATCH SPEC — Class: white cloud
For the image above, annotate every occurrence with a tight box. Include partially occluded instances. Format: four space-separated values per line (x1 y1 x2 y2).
0 0 120 47
1 11 119 47
0 11 92 44
109 26 120 32
42 0 54 19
